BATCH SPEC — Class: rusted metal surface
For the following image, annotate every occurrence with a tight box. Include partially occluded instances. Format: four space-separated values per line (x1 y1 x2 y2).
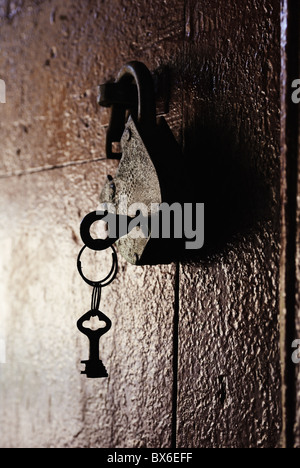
0 0 284 449
100 116 162 265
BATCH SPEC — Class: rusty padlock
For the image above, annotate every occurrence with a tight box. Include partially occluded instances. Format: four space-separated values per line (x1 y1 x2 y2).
87 62 185 265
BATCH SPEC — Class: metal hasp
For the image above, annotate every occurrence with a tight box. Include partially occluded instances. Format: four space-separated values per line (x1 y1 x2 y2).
98 61 183 265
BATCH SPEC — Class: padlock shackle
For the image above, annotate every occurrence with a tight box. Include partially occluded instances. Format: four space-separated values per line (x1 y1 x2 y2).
99 61 157 159
116 61 156 128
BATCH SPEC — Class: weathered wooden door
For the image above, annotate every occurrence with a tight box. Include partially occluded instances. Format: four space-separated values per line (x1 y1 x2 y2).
0 0 291 448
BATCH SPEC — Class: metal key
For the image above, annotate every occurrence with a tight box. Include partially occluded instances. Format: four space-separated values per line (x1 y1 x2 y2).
77 309 112 378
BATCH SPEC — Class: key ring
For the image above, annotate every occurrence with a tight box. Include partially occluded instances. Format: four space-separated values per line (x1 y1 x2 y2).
76 244 118 379
77 244 118 288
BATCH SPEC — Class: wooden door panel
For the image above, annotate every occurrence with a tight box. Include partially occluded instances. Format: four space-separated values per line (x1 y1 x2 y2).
0 162 176 448
177 0 281 448
0 0 185 448
0 0 284 448
0 0 184 176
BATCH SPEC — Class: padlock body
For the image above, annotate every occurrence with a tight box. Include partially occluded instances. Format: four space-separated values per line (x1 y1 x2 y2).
99 116 183 265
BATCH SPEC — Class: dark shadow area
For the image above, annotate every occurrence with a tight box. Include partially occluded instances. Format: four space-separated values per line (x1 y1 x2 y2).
141 113 277 265
96 61 279 266
138 55 280 265
179 116 277 262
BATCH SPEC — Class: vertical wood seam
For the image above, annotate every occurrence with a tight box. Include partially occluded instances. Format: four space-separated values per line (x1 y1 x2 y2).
171 261 180 448
280 0 300 449
172 0 187 448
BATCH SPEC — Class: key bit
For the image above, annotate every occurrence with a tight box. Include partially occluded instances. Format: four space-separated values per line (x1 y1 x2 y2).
77 309 112 379
80 358 109 379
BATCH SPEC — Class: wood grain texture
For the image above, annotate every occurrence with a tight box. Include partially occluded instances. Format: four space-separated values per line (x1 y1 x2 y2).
0 0 184 448
177 0 282 448
0 0 184 176
0 162 176 448
280 0 300 449
0 0 284 449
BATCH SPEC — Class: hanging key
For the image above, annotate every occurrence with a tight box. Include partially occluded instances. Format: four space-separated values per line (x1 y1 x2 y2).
77 308 112 378
76 246 117 379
